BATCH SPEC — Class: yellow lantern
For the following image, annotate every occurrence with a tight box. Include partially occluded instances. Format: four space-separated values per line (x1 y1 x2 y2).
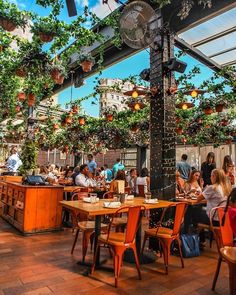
134 103 140 111
132 91 139 99
191 90 198 98
182 103 188 110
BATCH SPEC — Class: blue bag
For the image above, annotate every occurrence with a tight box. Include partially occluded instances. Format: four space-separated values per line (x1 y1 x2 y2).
180 234 200 258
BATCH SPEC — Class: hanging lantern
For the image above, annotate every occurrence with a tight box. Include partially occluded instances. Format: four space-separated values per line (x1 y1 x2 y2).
124 86 147 97
175 102 194 110
183 89 205 97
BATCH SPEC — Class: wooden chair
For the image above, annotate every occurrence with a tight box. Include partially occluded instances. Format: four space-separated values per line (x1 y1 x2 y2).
91 206 143 287
141 202 187 274
220 246 236 295
210 206 234 291
70 192 107 262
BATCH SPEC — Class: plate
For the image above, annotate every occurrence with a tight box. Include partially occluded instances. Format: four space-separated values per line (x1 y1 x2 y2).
83 197 99 203
103 201 121 208
143 198 158 204
126 195 134 200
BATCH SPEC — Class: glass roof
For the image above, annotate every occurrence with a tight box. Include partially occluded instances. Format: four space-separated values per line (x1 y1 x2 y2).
179 7 236 67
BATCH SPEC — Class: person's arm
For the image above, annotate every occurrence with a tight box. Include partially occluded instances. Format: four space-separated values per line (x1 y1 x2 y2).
75 174 88 187
146 176 150 191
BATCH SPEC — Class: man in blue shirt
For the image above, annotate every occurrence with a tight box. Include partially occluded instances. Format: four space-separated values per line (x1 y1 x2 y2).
112 158 125 178
86 154 97 176
176 154 191 180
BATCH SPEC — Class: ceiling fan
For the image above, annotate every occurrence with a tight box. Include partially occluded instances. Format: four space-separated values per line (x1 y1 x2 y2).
65 0 77 17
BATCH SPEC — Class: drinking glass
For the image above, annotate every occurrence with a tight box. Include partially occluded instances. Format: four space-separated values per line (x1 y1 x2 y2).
145 192 152 201
90 193 97 203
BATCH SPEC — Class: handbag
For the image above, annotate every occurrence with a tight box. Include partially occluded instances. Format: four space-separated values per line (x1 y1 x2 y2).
180 234 200 258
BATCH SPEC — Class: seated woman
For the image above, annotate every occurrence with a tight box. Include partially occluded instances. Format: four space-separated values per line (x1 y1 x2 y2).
58 167 74 185
110 170 127 193
223 187 236 237
126 168 137 194
136 168 150 194
184 170 203 197
176 170 185 196
222 155 235 187
196 169 231 243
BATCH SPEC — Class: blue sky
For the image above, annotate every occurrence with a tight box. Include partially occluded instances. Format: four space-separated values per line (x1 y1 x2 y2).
10 0 214 117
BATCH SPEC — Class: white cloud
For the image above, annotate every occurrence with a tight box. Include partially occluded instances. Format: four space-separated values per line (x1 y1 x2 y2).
91 0 120 19
8 0 26 9
76 0 89 7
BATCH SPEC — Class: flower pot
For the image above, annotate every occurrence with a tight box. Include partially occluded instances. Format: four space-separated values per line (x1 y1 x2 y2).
53 124 59 130
80 60 93 72
55 75 64 85
78 117 85 126
65 117 72 124
106 114 113 122
38 32 54 43
17 92 26 101
15 105 21 112
28 93 36 106
215 104 224 113
72 105 79 114
203 107 213 115
221 119 228 126
0 17 17 31
16 68 26 78
176 127 183 135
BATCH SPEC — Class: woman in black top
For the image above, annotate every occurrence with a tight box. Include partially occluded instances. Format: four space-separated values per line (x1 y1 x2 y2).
201 152 216 186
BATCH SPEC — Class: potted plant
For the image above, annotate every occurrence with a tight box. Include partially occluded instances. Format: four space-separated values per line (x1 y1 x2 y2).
28 93 36 106
31 16 63 43
79 53 95 72
49 62 67 85
200 99 215 115
0 2 28 32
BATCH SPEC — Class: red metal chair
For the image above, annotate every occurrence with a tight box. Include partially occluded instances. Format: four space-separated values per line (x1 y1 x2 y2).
141 202 187 274
102 191 115 199
210 206 234 291
91 206 143 287
70 192 107 262
137 185 145 197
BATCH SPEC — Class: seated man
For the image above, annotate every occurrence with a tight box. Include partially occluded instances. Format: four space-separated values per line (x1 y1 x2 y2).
75 164 97 187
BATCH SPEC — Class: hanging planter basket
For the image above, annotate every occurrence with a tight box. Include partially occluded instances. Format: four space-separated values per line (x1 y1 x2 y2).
176 127 183 135
28 93 36 107
50 69 64 85
53 124 59 130
215 104 224 113
78 117 85 126
65 116 72 124
38 32 55 43
105 114 113 122
80 60 93 72
71 105 79 114
17 92 26 102
203 107 213 115
15 105 21 112
16 67 27 78
0 17 17 31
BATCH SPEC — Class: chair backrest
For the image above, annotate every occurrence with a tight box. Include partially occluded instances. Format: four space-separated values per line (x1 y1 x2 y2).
210 206 234 248
172 202 187 235
125 206 142 244
71 192 89 200
125 187 131 194
138 185 145 197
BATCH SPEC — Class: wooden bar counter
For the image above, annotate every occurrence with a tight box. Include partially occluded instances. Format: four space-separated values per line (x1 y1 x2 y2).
0 181 64 234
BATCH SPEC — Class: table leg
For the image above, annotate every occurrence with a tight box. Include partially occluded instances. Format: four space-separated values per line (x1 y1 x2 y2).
228 262 236 295
94 215 101 267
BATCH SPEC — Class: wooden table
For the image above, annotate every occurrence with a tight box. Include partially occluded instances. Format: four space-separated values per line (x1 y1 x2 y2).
63 186 82 193
60 198 173 266
220 246 236 295
175 197 206 206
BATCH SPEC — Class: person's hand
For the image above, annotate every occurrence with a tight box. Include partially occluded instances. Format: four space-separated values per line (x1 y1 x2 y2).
200 178 204 188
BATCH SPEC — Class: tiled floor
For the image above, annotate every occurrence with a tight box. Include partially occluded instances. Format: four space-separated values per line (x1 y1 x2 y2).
0 218 230 295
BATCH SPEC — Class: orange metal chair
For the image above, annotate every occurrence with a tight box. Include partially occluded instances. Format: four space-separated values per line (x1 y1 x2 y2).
210 206 234 291
220 246 236 295
125 187 131 194
70 192 107 262
91 206 142 287
141 202 187 274
102 191 115 199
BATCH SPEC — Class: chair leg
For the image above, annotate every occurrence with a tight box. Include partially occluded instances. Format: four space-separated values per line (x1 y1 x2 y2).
176 238 184 268
160 239 171 275
90 232 94 251
131 245 142 280
82 231 91 262
91 242 100 274
209 231 214 248
212 256 222 291
141 233 148 255
113 248 124 288
71 228 80 255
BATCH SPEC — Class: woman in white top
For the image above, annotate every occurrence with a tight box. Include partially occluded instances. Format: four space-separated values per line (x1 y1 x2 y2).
136 168 150 194
195 169 231 244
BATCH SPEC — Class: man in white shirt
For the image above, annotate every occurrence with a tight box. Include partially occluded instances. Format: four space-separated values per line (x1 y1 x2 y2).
75 164 97 187
5 146 22 174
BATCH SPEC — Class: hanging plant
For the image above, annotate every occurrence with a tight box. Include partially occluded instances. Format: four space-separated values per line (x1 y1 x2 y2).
17 91 26 102
0 2 28 31
79 53 95 73
200 99 215 115
102 107 117 122
18 139 39 176
78 116 86 126
49 61 67 85
71 104 79 114
15 67 27 78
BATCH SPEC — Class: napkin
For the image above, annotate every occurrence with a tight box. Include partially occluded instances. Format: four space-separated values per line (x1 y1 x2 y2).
126 195 134 200
83 197 99 203
143 198 158 204
103 201 121 208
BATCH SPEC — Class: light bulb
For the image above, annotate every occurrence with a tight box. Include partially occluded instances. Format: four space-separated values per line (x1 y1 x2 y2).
134 103 140 111
132 91 139 98
191 90 198 98
182 103 188 110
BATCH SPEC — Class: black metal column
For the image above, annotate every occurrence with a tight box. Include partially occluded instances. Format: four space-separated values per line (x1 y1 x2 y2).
149 28 176 200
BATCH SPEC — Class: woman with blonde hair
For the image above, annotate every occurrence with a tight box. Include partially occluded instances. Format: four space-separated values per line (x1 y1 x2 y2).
195 169 231 245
